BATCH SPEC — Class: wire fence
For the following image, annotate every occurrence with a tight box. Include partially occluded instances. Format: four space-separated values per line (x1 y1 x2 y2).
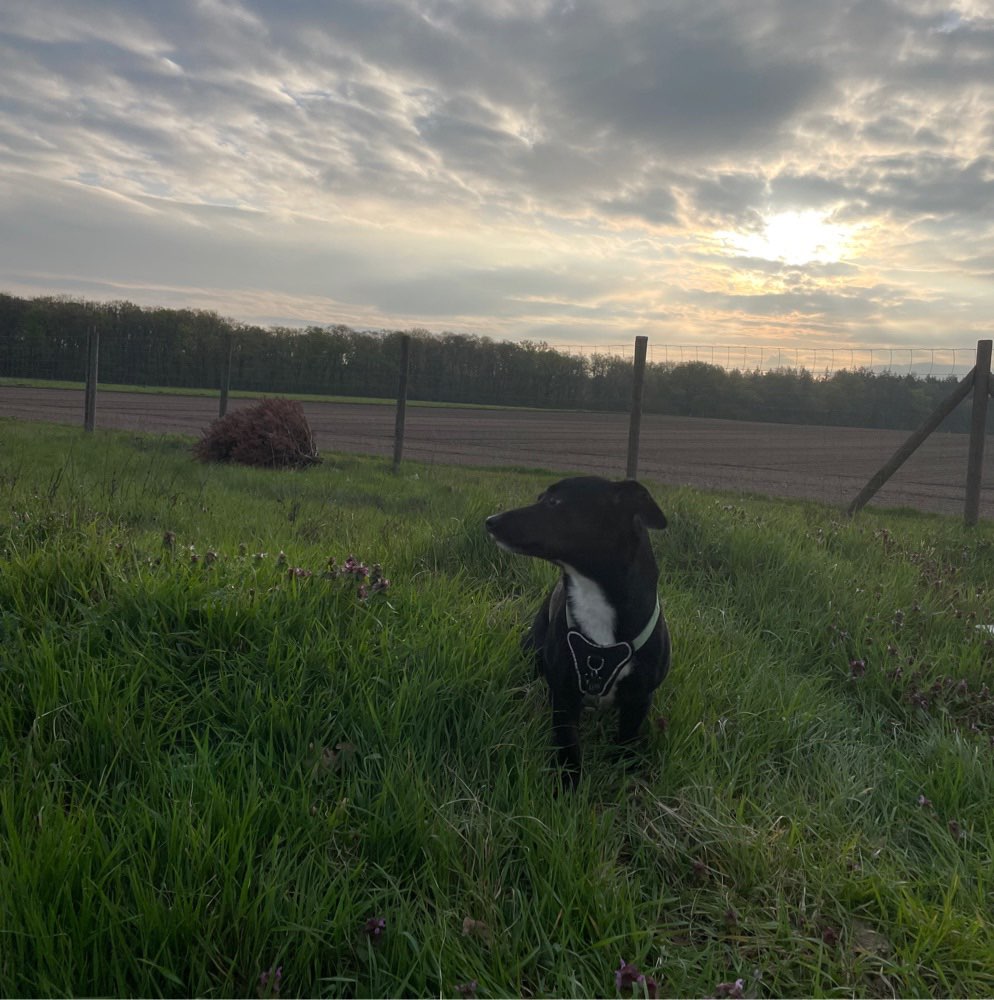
1 327 991 522
554 343 977 377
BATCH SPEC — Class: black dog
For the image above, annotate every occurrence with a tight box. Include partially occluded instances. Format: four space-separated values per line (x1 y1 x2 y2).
486 476 670 787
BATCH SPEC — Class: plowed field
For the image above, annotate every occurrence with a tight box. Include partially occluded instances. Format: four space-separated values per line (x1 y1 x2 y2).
2 385 990 518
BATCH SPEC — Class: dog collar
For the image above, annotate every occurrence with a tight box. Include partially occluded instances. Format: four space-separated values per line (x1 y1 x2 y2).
565 598 660 698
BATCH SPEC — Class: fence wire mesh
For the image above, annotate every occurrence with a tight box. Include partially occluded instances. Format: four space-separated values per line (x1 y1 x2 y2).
0 298 990 521
554 343 976 378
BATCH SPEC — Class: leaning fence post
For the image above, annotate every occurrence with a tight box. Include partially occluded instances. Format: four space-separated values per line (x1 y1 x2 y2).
84 325 99 432
392 334 410 473
964 339 992 526
626 336 648 479
848 367 976 517
219 331 233 418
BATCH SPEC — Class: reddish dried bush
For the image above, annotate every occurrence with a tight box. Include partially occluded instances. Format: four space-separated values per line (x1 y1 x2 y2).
193 397 321 469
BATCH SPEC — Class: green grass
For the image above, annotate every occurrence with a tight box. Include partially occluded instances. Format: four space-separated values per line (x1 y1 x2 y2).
1 418 993 997
0 376 547 411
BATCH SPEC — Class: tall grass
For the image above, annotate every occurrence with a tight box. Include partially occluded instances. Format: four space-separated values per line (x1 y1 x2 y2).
1 419 993 997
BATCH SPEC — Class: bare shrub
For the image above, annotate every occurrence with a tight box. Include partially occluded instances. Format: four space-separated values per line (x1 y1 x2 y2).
193 398 321 469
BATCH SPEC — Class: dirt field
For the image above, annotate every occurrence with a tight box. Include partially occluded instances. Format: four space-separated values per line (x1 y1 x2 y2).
1 385 990 519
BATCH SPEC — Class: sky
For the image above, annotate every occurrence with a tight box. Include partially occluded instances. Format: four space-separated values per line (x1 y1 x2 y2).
1 0 993 357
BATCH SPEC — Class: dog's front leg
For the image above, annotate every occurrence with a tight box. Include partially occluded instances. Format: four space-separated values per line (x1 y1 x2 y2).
615 682 652 747
550 693 582 789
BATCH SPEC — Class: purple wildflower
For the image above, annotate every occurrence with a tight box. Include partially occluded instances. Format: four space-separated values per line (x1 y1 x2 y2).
455 981 478 998
849 658 866 679
615 961 659 999
616 960 643 993
364 916 386 941
342 555 369 579
258 965 282 998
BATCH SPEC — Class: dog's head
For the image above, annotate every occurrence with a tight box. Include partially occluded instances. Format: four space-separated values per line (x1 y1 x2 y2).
485 476 666 566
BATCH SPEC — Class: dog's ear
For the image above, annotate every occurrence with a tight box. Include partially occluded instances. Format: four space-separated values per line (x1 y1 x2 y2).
614 480 667 530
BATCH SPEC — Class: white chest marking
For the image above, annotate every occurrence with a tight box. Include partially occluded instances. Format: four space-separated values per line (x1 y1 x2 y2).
562 565 616 646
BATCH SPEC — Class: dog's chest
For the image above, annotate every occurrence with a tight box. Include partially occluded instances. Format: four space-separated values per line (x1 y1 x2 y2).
560 568 634 707
562 567 616 645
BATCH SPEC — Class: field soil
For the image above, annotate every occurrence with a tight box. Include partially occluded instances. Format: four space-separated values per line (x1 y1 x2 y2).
2 385 991 518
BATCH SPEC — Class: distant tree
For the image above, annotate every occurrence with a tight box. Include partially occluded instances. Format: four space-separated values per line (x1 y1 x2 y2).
0 290 986 433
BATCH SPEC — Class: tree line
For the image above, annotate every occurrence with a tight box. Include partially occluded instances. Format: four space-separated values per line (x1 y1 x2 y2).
0 292 986 433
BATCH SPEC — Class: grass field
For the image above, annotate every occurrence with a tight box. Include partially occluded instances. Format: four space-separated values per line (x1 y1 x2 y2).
2 419 994 998
0 376 542 411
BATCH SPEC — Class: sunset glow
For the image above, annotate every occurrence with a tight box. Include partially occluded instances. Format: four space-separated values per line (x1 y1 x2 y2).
1 2 992 351
719 211 859 266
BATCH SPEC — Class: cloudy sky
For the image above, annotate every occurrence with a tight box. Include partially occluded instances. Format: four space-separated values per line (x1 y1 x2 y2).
1 0 993 354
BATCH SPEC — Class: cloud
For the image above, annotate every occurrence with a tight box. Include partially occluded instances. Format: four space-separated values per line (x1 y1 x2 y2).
542 4 832 161
0 0 993 349
599 186 680 227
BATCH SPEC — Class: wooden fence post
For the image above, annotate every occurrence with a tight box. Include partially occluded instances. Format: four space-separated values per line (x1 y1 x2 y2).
219 332 233 418
964 339 992 526
847 367 976 517
84 325 99 432
626 336 648 479
392 334 410 473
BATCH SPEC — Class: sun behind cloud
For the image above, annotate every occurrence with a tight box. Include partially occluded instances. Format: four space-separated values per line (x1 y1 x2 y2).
718 210 858 266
